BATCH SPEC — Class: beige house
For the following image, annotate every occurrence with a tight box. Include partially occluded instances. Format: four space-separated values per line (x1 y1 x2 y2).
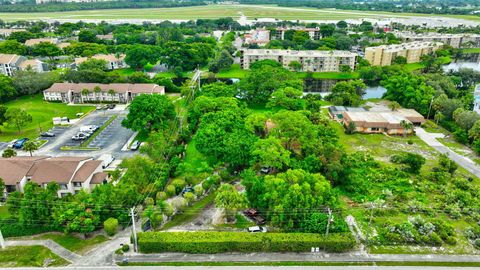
341 108 426 135
0 28 26 37
0 156 108 198
0 54 47 76
43 82 165 104
272 27 322 40
365 42 443 66
74 54 126 70
241 49 357 72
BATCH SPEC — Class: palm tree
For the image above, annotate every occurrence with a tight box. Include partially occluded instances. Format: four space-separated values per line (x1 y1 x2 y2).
94 86 102 102
400 120 414 137
81 88 90 103
23 141 38 157
388 101 401 111
108 89 116 102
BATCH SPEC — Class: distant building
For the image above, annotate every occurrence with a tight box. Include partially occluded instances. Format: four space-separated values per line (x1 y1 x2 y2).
74 54 126 70
241 49 357 72
244 29 270 46
0 28 26 37
36 0 113 4
474 84 480 113
396 32 480 48
96 34 115 42
340 108 426 135
43 83 165 104
271 27 322 40
0 156 108 198
0 54 47 76
24 38 58 47
365 41 443 66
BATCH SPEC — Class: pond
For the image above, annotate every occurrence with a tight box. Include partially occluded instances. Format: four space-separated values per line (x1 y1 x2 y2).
442 61 480 73
363 86 387 99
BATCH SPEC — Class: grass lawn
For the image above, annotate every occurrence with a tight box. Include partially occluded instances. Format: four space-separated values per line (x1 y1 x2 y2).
0 205 10 219
183 138 207 172
161 192 216 231
0 245 68 267
109 68 136 76
216 213 255 230
462 48 480 54
0 4 479 22
35 233 108 255
0 94 94 142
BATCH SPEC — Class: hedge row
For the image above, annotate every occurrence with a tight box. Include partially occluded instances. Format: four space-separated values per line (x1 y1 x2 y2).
137 231 355 253
0 221 61 238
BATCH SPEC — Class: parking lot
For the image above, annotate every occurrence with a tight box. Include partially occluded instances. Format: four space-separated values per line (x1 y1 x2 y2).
2 108 138 159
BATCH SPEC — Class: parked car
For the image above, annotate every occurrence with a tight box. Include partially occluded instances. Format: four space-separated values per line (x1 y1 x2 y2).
76 112 84 117
130 141 141 151
96 105 105 110
260 167 271 174
99 154 115 169
7 139 17 148
107 104 116 109
247 226 267 233
72 133 88 141
40 132 55 137
13 138 29 149
181 186 194 196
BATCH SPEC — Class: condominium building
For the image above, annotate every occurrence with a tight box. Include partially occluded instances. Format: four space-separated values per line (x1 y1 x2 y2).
43 83 165 104
396 32 480 48
240 49 357 72
74 54 127 70
365 41 443 66
0 156 108 198
0 54 47 76
272 27 322 40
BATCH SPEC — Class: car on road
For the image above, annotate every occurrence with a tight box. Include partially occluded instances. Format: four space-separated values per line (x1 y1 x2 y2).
130 140 141 151
12 138 29 149
107 104 116 109
99 154 115 169
247 226 267 233
244 208 266 225
40 132 55 137
72 133 89 141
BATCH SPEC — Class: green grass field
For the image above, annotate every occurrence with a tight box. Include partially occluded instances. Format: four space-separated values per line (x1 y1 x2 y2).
0 94 94 142
0 4 478 22
0 246 68 267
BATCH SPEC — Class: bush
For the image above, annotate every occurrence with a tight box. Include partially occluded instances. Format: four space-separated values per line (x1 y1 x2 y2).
137 231 355 253
104 217 119 236
122 244 130 252
0 222 61 238
165 185 176 197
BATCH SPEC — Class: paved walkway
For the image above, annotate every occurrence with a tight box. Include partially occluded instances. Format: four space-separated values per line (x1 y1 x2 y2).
415 127 480 178
6 239 81 263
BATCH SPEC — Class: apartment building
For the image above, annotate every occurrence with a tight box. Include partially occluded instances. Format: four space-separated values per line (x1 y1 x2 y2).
365 41 443 66
240 49 357 72
43 83 165 104
0 54 26 76
397 32 480 48
0 156 108 198
272 27 322 40
74 54 127 70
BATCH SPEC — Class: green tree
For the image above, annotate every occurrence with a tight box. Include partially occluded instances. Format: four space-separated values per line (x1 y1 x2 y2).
215 184 246 222
5 108 32 132
125 46 158 70
2 148 16 158
78 58 108 71
0 177 4 198
393 56 407 65
391 152 425 173
435 111 445 125
142 205 163 229
31 42 62 60
288 61 302 71
388 101 401 111
78 30 97 43
7 31 34 43
0 74 16 101
400 120 414 137
335 35 354 50
22 141 38 156
208 49 234 73
12 70 58 96
251 137 290 171
336 21 348 28
103 217 119 236
0 105 7 132
183 192 195 206
266 86 305 110
122 94 175 134
320 24 335 37
0 40 27 55
326 80 366 107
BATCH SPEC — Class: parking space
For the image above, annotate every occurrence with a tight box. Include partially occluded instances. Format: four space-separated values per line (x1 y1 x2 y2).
88 116 126 149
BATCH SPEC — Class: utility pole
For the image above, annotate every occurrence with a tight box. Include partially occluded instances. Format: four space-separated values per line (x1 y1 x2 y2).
365 203 375 247
427 96 434 120
130 207 138 252
325 208 333 237
0 229 5 249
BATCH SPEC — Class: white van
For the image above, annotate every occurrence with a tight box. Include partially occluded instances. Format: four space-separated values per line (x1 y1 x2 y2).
99 154 115 169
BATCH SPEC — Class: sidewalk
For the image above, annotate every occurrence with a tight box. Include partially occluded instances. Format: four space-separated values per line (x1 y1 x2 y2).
6 239 81 263
415 127 480 177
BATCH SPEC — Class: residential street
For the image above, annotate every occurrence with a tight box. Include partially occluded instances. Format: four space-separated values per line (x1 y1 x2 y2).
0 266 474 270
415 127 480 177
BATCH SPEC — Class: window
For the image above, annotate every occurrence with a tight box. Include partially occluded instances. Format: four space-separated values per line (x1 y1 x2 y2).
371 127 380 131
73 182 82 188
59 184 68 190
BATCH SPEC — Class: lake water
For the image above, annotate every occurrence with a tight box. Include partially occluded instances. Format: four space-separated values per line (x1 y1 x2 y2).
442 61 480 72
364 86 387 99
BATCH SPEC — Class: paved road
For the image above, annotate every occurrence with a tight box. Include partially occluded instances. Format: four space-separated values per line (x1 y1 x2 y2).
6 239 81 263
415 127 480 178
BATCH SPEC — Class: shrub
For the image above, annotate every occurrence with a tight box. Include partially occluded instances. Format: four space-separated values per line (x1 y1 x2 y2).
165 185 176 197
137 231 355 253
104 217 119 236
122 244 130 252
171 179 186 194
0 222 61 238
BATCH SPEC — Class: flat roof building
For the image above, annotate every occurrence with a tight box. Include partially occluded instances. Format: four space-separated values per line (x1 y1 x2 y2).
244 29 270 46
272 27 322 41
365 41 443 66
396 32 480 48
74 54 126 70
241 49 357 72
